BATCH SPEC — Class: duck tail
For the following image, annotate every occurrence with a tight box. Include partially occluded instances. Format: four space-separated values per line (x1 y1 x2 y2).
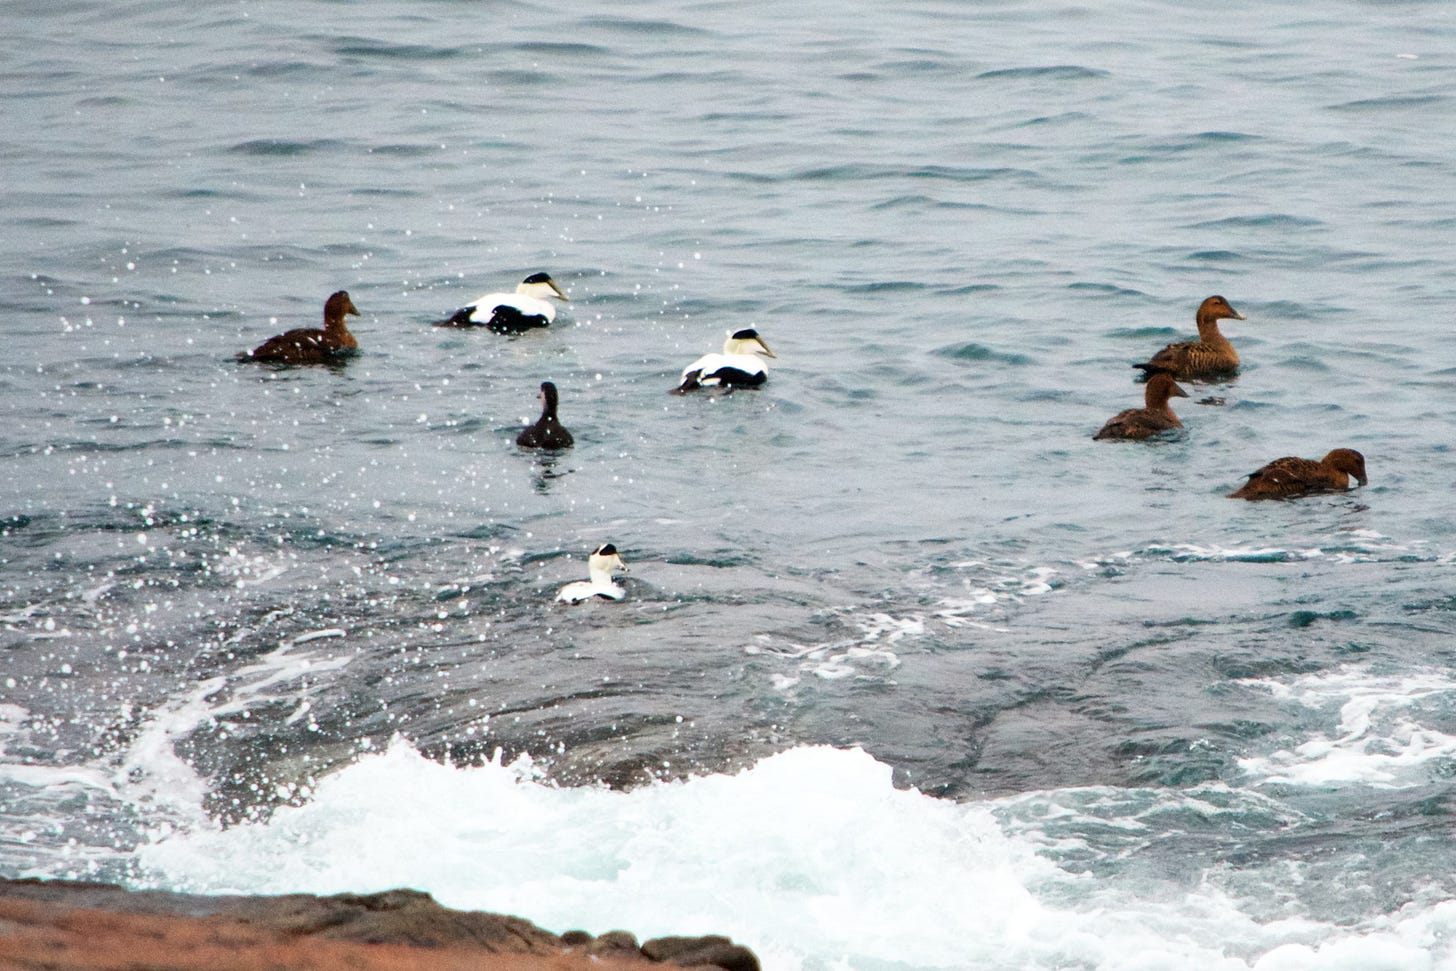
1131 362 1177 381
434 307 476 328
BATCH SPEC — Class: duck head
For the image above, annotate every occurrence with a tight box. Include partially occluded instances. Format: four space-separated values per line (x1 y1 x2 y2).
1324 448 1368 486
1144 371 1189 406
539 381 561 415
519 272 570 302
324 290 360 324
723 328 776 358
589 543 629 579
1197 295 1245 323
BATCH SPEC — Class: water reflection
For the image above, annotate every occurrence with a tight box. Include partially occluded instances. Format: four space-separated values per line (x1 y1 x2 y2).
530 451 572 494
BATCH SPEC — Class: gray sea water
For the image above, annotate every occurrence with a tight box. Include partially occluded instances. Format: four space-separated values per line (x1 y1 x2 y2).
5 1 1456 968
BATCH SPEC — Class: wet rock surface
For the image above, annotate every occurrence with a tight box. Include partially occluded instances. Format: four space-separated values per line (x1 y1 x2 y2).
0 878 760 971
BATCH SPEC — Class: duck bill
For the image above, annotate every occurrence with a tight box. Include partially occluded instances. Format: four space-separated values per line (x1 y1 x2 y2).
346 298 360 316
757 340 777 359
1170 381 1189 398
549 278 570 302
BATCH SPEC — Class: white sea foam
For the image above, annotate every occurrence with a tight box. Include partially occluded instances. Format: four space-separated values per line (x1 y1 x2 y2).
1091 533 1429 568
750 563 1060 687
99 638 358 819
934 564 1057 627
0 703 118 798
745 631 901 685
214 548 292 587
131 743 1456 971
1237 667 1456 789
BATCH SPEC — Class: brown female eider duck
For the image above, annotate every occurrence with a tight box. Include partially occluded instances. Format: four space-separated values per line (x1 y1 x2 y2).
516 381 574 450
674 329 776 393
1228 448 1368 500
238 291 359 364
1133 295 1246 380
1093 371 1189 440
435 272 569 332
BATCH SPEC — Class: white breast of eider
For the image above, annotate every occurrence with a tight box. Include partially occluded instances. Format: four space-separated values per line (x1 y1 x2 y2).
471 292 557 324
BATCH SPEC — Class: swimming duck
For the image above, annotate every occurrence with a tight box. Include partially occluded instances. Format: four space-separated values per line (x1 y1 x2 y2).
238 291 359 364
1227 448 1368 500
1133 295 1246 380
674 329 776 393
435 272 569 332
556 544 629 603
1093 371 1189 440
516 381 574 450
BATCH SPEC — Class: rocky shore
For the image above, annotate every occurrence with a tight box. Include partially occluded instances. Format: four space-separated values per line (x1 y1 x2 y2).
0 878 759 971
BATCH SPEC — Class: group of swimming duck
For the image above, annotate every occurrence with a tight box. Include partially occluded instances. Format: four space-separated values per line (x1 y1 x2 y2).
234 282 1368 598
1093 295 1368 501
235 273 779 602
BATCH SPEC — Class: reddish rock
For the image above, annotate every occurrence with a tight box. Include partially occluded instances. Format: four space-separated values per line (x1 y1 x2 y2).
0 879 759 971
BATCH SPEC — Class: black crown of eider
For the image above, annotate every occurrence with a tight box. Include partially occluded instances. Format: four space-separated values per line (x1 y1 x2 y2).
730 328 761 340
596 543 618 555
523 272 553 284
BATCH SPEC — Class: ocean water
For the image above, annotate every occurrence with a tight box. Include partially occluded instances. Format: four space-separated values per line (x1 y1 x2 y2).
4 0 1456 968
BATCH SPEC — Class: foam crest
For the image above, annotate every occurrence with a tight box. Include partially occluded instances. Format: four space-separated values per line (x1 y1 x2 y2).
132 743 1456 971
134 744 1057 968
96 631 357 822
1092 533 1428 567
0 703 117 798
749 562 1061 689
745 633 902 685
1237 667 1456 789
934 565 1057 627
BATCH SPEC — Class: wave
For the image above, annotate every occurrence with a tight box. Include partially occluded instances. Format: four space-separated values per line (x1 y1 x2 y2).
111 743 1456 970
931 341 1033 366
1090 533 1428 566
227 139 348 157
1236 665 1456 790
975 65 1108 81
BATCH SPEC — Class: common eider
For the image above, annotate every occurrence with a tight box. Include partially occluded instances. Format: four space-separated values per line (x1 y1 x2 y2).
435 272 569 332
1228 448 1368 500
674 329 776 393
1133 295 1247 380
237 290 359 364
556 544 628 603
1093 371 1189 441
516 381 574 450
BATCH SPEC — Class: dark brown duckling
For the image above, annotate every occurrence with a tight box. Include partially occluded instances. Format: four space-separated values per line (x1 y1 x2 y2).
1133 295 1246 380
516 381 574 450
1228 448 1368 500
238 290 360 364
1093 371 1189 440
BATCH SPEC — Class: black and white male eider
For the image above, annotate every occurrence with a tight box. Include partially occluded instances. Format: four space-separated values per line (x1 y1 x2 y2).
555 544 628 603
434 272 570 333
674 328 776 393
516 381 574 450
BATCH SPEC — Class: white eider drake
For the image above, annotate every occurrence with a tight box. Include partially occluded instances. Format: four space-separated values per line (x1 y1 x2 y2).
435 272 570 333
674 328 776 393
555 544 629 603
